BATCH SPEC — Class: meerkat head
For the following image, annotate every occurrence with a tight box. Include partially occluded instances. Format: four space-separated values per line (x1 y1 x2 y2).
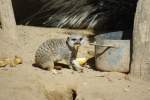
67 33 85 50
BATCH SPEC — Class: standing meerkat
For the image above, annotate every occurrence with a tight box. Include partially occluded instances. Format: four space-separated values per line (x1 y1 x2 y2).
35 33 86 72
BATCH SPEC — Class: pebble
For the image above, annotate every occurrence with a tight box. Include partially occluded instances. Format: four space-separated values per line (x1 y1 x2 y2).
123 88 130 92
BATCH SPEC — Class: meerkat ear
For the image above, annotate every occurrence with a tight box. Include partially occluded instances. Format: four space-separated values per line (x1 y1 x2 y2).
66 32 73 35
67 32 72 35
67 36 70 41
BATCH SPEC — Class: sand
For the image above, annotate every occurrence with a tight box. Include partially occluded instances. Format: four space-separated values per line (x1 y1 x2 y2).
0 26 149 100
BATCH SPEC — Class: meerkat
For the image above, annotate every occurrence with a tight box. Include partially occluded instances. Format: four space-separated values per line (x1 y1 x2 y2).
35 33 86 72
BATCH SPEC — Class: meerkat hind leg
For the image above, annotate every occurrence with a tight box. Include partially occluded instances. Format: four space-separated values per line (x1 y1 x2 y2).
68 65 73 69
42 61 57 74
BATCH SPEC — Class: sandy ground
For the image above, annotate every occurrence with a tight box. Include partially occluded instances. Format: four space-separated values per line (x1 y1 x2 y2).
0 26 150 100
0 64 150 100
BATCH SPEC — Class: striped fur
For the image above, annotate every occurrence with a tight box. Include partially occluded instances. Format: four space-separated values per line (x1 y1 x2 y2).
35 39 70 70
35 34 85 71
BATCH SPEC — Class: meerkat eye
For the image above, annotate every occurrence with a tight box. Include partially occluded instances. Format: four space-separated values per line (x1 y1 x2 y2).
80 38 83 41
71 38 76 41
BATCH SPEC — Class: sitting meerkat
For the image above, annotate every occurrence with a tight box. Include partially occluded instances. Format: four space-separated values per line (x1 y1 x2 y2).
35 33 86 72
0 56 23 67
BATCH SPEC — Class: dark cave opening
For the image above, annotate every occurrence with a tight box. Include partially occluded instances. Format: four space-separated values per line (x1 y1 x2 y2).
12 0 138 39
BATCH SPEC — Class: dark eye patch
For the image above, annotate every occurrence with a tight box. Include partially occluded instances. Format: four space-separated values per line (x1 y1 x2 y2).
71 38 76 41
80 38 83 41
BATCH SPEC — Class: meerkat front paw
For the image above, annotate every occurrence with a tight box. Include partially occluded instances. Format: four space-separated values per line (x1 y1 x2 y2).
51 69 58 74
72 60 84 72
